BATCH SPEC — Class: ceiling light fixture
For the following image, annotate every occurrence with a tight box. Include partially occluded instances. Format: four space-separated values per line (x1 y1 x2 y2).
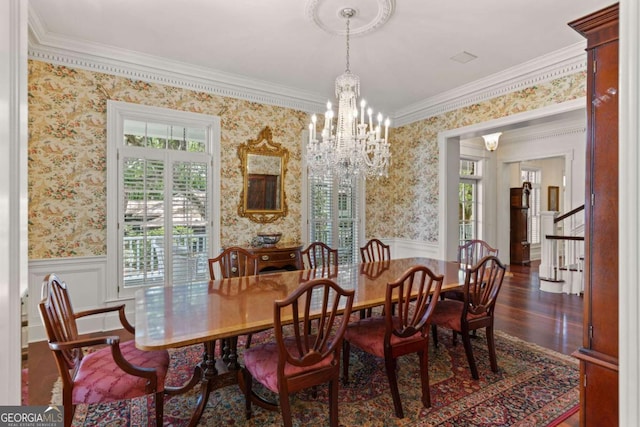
307 7 391 179
482 132 502 152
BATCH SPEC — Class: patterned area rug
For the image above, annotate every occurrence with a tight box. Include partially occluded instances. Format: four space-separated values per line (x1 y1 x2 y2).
53 329 579 426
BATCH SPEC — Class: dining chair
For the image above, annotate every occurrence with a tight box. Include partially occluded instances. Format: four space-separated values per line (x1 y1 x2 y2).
300 242 340 334
360 239 391 319
359 238 391 318
242 278 355 427
360 238 391 263
431 255 506 380
208 246 260 364
457 239 499 266
208 246 260 280
300 241 339 270
342 265 444 418
38 273 170 427
441 239 499 309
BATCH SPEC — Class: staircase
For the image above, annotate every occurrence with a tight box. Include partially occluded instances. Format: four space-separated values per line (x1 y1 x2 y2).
539 205 585 295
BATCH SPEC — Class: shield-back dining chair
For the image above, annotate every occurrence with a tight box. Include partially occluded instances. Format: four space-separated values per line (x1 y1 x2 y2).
360 238 391 263
242 278 355 427
208 246 260 280
359 238 391 317
431 255 506 380
300 241 339 271
342 265 444 418
208 246 260 365
441 239 499 343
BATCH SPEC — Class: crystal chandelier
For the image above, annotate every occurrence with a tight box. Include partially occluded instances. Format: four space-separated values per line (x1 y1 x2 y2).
307 8 391 180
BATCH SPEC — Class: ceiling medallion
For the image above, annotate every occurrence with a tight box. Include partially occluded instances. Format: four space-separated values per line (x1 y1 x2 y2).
304 0 395 36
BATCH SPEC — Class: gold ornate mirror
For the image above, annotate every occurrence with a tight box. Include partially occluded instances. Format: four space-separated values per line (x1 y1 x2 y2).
238 127 288 223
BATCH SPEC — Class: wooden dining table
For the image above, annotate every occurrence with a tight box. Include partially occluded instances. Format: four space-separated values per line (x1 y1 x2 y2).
135 257 466 426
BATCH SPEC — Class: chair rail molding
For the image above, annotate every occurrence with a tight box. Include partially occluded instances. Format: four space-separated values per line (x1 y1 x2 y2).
27 256 126 342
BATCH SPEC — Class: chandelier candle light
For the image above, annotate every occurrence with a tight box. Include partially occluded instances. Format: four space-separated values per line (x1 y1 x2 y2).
307 8 391 179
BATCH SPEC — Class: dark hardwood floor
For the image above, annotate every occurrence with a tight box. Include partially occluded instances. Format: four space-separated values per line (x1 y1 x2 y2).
495 261 583 356
25 260 582 425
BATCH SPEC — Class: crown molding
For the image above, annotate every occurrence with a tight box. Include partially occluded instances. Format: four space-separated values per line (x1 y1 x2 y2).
28 3 587 125
393 42 588 127
28 6 326 114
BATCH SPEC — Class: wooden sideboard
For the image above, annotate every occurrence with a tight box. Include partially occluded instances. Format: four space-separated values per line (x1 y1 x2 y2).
244 245 303 273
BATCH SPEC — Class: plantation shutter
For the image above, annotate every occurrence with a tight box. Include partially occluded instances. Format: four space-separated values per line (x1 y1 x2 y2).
121 119 211 291
308 175 334 246
337 178 358 264
170 160 210 285
122 156 166 288
308 174 359 265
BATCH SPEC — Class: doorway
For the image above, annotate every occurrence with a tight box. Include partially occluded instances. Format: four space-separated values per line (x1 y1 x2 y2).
438 99 586 263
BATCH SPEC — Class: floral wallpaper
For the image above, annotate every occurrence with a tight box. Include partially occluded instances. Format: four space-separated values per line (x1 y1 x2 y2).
28 59 586 259
28 60 307 258
365 72 587 241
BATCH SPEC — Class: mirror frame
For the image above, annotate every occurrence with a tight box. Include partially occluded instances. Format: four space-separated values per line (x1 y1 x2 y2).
237 126 289 223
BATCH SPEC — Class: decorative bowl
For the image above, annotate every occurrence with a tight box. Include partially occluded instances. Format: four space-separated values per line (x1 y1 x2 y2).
258 232 282 247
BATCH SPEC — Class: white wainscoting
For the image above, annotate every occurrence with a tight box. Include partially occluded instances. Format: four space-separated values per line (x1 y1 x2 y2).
387 238 442 260
27 256 137 342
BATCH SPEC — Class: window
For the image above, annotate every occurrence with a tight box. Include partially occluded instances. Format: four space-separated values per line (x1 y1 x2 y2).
521 168 541 245
307 174 362 265
107 101 220 299
459 159 480 246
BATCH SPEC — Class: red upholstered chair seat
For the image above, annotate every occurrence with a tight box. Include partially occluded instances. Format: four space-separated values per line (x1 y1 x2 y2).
73 340 170 404
344 317 425 357
39 274 170 427
243 337 334 393
429 300 486 332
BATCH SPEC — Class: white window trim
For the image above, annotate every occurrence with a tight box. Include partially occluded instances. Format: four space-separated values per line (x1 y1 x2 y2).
106 100 221 301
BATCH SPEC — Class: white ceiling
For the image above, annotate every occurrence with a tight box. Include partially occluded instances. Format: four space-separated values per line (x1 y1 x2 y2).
28 0 614 119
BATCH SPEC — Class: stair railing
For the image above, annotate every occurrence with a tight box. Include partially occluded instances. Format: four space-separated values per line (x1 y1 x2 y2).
539 205 585 293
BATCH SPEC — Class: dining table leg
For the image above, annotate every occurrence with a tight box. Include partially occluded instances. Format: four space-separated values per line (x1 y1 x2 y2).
182 340 237 427
165 338 277 425
195 340 218 425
